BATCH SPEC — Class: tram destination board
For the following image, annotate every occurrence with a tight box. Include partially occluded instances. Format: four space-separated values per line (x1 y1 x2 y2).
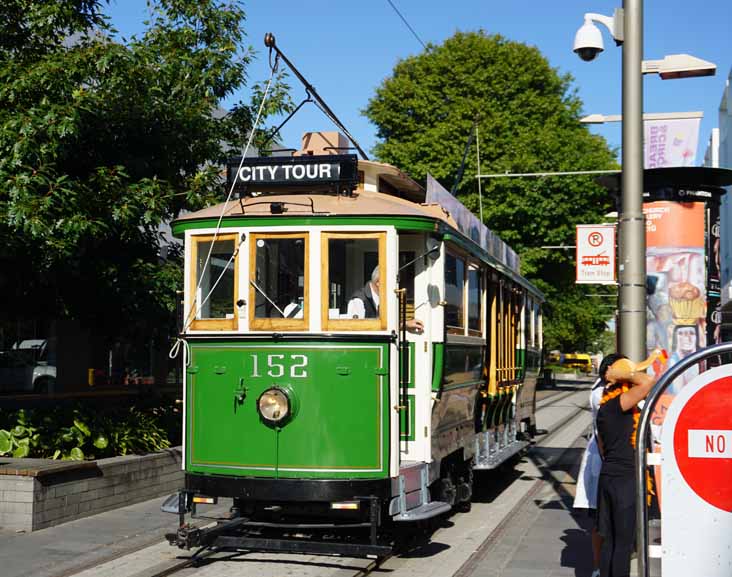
226 154 359 195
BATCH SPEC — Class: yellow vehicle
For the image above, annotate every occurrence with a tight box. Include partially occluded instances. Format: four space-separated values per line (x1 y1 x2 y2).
562 353 592 373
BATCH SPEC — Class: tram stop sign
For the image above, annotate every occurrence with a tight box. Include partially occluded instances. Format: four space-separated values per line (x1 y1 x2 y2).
660 365 732 576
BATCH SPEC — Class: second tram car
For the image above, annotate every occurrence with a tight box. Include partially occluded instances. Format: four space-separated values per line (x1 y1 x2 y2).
167 132 544 556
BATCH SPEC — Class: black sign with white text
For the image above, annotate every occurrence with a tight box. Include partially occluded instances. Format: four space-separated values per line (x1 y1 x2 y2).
226 154 358 194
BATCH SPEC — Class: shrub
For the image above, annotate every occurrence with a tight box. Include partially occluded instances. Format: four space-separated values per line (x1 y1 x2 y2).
0 402 181 460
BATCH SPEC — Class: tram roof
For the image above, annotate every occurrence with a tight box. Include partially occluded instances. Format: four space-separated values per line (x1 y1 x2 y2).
174 188 451 223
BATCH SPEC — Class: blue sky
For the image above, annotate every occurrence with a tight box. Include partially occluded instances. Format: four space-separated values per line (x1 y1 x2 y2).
107 0 731 165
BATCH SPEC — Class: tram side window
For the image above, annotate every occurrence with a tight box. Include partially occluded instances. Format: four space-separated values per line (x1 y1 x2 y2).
191 234 238 330
323 233 386 330
526 296 535 349
249 234 308 330
467 267 482 335
445 253 465 334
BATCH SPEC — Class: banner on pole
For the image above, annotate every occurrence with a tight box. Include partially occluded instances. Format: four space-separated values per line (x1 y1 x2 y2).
576 225 616 284
644 116 702 168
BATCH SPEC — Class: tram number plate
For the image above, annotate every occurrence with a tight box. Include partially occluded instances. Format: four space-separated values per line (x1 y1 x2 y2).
250 354 308 378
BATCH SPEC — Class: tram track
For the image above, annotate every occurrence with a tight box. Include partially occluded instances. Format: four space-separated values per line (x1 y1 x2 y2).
67 387 590 577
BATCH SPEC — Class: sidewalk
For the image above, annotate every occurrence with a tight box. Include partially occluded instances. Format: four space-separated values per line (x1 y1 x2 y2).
457 430 647 577
0 492 229 577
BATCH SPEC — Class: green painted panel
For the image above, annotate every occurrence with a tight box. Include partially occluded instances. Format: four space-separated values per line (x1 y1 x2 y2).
399 342 415 389
399 394 416 441
431 343 444 392
276 344 388 478
187 348 276 475
516 348 525 380
186 341 389 479
172 215 436 236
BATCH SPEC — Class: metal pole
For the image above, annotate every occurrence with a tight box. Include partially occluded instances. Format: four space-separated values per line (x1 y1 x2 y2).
618 0 646 361
476 123 483 223
263 33 369 161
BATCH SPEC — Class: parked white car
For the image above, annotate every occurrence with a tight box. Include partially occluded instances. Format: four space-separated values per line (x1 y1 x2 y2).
0 339 56 393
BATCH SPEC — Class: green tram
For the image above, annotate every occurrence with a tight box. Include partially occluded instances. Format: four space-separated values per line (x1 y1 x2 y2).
167 132 544 557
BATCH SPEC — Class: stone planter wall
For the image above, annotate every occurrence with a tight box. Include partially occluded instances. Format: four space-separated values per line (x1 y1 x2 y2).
0 447 182 532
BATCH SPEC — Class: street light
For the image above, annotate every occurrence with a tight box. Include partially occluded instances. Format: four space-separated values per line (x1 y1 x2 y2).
641 54 715 79
573 1 716 363
580 111 704 124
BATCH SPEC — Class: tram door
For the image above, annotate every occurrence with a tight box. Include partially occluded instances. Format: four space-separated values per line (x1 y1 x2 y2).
398 234 432 463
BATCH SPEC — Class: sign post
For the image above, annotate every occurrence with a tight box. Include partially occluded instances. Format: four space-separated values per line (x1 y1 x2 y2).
636 343 732 577
659 365 732 575
575 224 616 284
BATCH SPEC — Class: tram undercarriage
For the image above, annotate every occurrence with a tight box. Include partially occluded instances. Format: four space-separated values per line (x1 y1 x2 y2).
165 411 533 559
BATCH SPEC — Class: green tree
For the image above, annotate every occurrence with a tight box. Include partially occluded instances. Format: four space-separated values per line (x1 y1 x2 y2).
364 30 618 351
0 1 290 343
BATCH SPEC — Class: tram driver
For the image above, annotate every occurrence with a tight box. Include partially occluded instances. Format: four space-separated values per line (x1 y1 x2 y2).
347 266 381 319
347 266 424 333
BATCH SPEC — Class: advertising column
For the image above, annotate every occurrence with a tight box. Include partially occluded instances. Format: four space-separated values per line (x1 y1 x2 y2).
645 202 706 393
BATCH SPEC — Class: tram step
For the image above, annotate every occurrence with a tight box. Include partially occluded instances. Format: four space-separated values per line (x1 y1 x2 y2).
473 440 529 470
398 460 424 493
393 500 451 522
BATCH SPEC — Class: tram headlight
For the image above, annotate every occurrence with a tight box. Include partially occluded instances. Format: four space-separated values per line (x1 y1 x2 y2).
257 387 290 424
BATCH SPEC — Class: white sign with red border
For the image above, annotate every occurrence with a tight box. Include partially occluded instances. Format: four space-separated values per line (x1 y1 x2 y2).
660 365 732 576
576 225 616 284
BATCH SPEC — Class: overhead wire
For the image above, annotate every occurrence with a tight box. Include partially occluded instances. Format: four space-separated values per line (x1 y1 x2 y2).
385 0 427 49
170 51 281 363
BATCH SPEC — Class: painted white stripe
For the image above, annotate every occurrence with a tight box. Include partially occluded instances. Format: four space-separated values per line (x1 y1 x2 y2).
688 429 732 458
647 451 662 465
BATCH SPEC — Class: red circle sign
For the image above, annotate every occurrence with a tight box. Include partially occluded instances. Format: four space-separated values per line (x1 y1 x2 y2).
673 376 732 512
588 232 604 247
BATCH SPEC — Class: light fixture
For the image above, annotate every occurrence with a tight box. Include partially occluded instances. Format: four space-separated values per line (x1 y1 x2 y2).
580 111 704 124
257 388 291 425
641 54 716 79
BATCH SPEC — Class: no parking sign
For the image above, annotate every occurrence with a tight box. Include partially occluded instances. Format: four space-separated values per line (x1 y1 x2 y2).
660 365 732 575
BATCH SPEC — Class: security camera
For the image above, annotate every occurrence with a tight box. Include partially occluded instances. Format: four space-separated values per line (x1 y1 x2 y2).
573 20 604 62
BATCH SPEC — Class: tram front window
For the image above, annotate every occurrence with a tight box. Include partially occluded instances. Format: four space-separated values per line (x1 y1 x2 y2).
193 236 237 325
250 234 307 327
323 233 386 330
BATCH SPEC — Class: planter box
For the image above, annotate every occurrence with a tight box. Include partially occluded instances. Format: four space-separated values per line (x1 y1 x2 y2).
0 447 182 532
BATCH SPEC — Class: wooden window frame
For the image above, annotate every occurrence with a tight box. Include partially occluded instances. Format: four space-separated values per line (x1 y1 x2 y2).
189 234 239 331
249 232 309 332
321 231 387 332
466 264 483 337
445 249 467 335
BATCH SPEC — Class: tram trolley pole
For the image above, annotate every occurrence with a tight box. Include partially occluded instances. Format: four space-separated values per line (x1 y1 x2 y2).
636 342 732 577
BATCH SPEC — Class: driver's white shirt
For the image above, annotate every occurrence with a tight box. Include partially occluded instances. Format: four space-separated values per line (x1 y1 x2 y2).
346 283 379 319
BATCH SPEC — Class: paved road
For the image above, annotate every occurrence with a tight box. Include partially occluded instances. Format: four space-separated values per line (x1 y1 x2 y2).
0 384 594 577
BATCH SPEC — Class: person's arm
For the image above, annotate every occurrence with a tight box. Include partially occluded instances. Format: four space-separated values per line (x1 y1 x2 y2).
605 363 656 412
406 318 424 333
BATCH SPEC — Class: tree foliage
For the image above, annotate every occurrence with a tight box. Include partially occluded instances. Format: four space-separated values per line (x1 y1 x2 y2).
365 31 619 352
0 0 290 340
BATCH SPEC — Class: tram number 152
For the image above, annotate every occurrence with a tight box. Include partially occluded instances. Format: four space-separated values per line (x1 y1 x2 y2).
250 354 308 378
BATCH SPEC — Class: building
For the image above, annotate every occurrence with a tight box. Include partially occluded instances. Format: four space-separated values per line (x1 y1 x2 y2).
704 67 732 340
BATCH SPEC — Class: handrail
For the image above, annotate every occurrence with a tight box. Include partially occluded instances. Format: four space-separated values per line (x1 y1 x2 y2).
635 342 732 577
